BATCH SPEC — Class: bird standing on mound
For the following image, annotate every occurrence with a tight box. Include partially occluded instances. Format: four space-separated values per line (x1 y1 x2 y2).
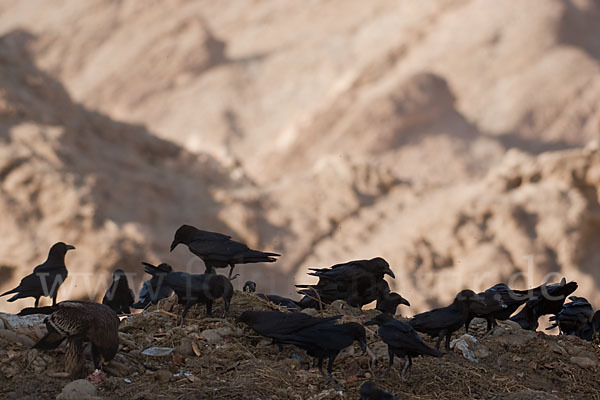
548 296 594 340
409 289 476 351
142 262 233 326
296 257 396 310
236 310 340 358
170 224 280 280
102 269 135 314
466 283 529 334
19 301 119 379
366 313 440 380
1 242 75 307
132 262 173 309
376 292 411 315
510 278 578 330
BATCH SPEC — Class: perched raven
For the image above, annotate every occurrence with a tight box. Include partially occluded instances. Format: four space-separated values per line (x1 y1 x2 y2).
547 296 594 340
19 301 119 379
170 224 280 279
1 242 75 307
149 263 233 326
268 321 367 384
466 283 529 333
359 381 400 400
296 257 395 310
366 313 440 379
102 269 134 314
510 278 578 330
132 262 173 309
243 281 257 293
242 280 300 309
236 310 340 358
409 289 476 351
376 292 411 315
255 294 301 309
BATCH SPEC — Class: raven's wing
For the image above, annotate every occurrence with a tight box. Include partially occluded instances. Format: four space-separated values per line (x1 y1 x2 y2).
188 238 279 263
379 321 440 357
410 307 460 331
270 321 353 352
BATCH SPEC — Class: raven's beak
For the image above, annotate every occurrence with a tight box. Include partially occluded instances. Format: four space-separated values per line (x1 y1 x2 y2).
401 297 411 307
384 268 395 279
169 240 179 252
65 245 76 251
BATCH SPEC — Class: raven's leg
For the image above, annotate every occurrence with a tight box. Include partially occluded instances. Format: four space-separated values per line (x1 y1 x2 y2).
34 297 40 308
401 356 412 381
52 292 57 306
205 300 213 317
274 343 284 361
228 264 239 281
483 318 496 338
317 357 325 376
435 330 446 351
465 315 473 333
380 346 394 378
445 332 452 352
180 302 192 327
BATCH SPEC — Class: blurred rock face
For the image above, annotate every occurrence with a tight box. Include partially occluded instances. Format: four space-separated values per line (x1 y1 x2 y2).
0 1 599 313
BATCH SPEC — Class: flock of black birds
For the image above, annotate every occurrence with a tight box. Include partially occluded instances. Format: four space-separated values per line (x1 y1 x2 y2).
1 224 599 398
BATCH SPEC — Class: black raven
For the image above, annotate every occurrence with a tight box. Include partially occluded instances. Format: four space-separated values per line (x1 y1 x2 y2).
132 262 173 309
409 289 476 351
1 242 75 307
510 278 578 330
19 301 119 379
102 269 134 314
242 280 300 309
147 263 233 326
296 257 395 310
466 283 529 334
268 321 367 384
255 294 301 309
236 310 340 358
359 381 400 400
547 296 594 340
366 313 440 379
243 281 257 293
376 292 411 315
170 224 280 280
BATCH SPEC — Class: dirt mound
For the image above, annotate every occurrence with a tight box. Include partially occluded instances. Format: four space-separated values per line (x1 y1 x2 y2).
1 293 600 399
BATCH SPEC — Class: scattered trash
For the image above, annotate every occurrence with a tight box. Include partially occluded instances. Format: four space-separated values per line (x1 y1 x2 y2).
141 346 174 357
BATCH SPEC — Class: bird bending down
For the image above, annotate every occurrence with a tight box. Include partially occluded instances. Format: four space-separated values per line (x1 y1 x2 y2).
510 278 578 330
19 301 119 379
547 296 594 340
236 310 340 359
102 269 135 314
466 283 529 334
170 224 280 280
267 320 366 385
410 289 476 351
366 313 440 380
142 261 233 326
132 262 173 309
1 242 75 307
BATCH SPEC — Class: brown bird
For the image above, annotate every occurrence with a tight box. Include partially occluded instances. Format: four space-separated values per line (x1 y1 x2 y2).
20 301 119 379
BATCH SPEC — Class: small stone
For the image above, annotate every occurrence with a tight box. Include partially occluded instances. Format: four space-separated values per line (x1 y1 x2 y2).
56 379 97 400
141 347 174 357
200 329 222 343
570 356 596 368
216 326 243 338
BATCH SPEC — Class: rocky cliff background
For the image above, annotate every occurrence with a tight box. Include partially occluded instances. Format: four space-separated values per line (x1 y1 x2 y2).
0 0 599 314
